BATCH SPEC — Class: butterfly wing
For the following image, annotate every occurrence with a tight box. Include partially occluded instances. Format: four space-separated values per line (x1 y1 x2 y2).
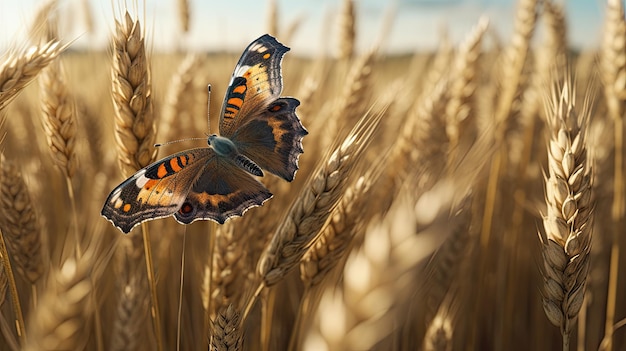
101 148 213 233
219 34 290 137
230 97 308 181
174 157 273 225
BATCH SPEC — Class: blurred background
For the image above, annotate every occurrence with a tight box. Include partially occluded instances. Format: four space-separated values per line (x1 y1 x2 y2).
0 0 605 55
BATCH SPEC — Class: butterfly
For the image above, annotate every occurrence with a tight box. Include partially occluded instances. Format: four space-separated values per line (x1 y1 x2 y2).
101 34 307 234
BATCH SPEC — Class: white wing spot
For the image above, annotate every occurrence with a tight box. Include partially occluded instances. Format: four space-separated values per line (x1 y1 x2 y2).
110 188 122 202
135 171 148 188
250 43 266 53
233 65 251 80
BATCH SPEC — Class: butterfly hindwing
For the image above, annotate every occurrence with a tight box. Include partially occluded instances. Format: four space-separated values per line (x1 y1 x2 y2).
174 157 273 225
230 97 307 181
101 148 213 233
219 34 290 136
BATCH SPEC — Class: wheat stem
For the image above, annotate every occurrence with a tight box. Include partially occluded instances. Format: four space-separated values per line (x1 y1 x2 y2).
601 1 626 348
142 223 163 351
0 229 25 344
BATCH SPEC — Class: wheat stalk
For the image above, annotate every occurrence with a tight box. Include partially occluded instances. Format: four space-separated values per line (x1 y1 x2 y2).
540 74 593 351
210 305 243 351
601 1 626 348
0 40 65 111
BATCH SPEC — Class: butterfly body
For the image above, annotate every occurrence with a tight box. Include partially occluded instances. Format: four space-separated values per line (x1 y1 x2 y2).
102 34 307 233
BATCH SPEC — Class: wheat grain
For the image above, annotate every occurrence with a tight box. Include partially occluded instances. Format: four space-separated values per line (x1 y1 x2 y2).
423 314 453 351
540 74 593 351
0 40 65 111
111 11 157 177
210 305 243 351
0 154 43 284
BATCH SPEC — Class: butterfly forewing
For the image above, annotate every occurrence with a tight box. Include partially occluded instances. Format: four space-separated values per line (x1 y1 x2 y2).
101 148 213 233
230 97 307 181
174 157 273 225
219 34 290 137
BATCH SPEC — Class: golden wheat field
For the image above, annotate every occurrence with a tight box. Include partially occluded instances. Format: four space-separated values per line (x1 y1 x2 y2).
0 0 626 350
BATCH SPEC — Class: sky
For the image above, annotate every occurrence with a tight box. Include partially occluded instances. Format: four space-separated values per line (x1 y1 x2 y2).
0 0 608 56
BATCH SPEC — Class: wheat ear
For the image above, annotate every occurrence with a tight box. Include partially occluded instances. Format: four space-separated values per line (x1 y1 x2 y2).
266 0 278 37
0 40 65 111
0 154 43 284
39 61 78 179
303 179 465 351
110 235 152 351
333 48 376 133
601 1 626 348
337 0 355 60
207 222 249 321
481 0 538 251
540 75 593 351
257 106 383 286
111 11 162 351
210 305 243 351
160 54 201 141
111 11 157 176
177 0 190 33
445 17 488 167
23 251 99 351
238 106 383 326
542 0 567 75
299 171 376 289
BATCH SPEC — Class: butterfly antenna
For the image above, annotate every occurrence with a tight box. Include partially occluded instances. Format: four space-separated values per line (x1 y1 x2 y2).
207 84 212 134
154 137 207 148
